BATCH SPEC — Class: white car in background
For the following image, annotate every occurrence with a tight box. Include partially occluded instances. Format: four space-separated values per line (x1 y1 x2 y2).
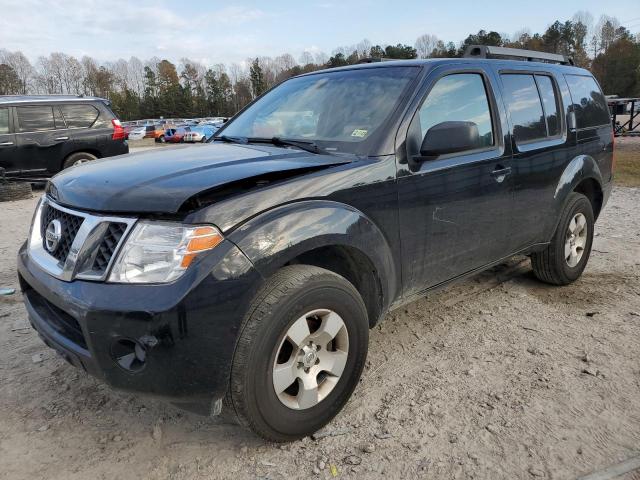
183 125 218 143
127 127 146 141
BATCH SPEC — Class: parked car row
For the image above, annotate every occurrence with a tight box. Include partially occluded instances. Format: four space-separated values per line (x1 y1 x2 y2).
125 120 221 143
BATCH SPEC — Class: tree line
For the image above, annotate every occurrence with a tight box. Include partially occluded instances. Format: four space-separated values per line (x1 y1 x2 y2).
1 11 638 121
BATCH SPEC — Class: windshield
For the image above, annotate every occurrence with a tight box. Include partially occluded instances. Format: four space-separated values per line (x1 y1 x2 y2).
218 66 419 154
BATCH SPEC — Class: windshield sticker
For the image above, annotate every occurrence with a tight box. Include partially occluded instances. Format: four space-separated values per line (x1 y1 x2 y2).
351 129 368 138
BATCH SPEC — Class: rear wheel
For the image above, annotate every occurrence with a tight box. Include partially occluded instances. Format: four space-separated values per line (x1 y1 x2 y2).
226 265 369 441
531 192 594 285
63 152 97 169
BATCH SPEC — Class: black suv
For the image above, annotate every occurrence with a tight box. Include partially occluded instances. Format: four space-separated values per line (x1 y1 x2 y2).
0 95 128 178
17 47 613 441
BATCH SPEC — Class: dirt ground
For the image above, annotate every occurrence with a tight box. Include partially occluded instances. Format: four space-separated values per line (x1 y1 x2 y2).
1 180 640 479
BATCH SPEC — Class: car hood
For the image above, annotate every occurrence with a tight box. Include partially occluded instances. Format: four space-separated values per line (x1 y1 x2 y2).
49 143 352 214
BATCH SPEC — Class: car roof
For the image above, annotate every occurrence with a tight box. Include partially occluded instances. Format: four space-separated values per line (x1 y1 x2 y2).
0 95 109 105
298 57 590 77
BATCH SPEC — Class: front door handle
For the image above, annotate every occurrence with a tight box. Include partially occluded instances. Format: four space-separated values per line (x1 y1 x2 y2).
490 166 511 183
0 141 14 146
54 136 69 141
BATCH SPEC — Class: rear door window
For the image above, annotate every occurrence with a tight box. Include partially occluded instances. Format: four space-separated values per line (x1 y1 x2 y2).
534 75 560 137
564 75 610 128
500 74 546 143
0 108 9 134
60 104 99 128
17 106 56 132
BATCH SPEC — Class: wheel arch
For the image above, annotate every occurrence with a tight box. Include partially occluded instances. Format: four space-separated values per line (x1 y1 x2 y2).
573 177 603 220
228 200 399 327
60 149 102 171
550 154 604 240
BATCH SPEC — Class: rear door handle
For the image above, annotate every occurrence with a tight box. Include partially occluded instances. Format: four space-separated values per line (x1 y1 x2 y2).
490 166 511 183
0 141 14 146
54 136 69 141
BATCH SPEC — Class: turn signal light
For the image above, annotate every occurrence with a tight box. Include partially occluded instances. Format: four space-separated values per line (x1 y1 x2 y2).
181 226 224 268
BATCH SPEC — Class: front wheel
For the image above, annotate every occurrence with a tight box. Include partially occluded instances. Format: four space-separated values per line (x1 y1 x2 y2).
226 265 369 441
531 192 594 285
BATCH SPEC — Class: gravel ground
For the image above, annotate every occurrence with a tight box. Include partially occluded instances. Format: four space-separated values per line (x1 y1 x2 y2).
1 186 639 480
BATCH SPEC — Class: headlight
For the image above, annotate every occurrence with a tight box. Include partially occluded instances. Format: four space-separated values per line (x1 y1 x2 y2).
108 222 223 283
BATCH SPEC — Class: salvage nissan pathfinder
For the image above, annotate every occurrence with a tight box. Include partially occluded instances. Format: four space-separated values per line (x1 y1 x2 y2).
18 46 614 441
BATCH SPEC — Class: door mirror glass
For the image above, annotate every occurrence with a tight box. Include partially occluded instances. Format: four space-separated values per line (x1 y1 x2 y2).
419 121 480 157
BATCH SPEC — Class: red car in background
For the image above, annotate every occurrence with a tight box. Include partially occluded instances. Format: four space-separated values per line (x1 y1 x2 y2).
162 126 191 143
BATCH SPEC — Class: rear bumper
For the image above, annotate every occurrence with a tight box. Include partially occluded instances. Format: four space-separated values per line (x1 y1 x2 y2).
18 240 263 414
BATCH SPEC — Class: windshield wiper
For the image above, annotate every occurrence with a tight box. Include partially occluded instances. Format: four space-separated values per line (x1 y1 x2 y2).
250 137 323 155
214 135 248 144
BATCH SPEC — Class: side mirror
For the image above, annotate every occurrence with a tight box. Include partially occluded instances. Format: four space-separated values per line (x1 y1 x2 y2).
419 121 481 158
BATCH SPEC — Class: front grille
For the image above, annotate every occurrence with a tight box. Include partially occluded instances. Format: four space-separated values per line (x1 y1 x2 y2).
31 198 135 281
40 204 84 263
91 222 127 274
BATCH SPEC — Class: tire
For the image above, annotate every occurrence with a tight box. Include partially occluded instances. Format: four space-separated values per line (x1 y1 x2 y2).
531 192 594 285
227 265 369 441
63 152 97 169
200 136 206 143
0 182 32 202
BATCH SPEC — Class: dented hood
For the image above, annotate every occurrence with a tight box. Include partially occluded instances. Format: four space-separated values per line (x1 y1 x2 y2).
49 143 350 214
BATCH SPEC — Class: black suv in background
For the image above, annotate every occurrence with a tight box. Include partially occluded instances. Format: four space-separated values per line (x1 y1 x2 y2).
18 47 613 441
0 95 128 178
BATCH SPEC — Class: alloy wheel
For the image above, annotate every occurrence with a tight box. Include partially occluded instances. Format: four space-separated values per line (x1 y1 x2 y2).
272 309 349 410
565 212 588 267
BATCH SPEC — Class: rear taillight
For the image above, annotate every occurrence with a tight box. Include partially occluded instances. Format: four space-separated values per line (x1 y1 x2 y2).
112 119 125 140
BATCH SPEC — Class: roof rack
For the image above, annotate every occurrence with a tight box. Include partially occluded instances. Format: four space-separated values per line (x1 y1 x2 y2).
463 45 574 66
356 57 401 64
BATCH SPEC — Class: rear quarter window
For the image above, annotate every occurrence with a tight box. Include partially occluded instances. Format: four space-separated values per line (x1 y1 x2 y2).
60 104 100 128
564 75 610 129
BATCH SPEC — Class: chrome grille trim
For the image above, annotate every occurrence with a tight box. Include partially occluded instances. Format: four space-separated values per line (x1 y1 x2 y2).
28 196 137 282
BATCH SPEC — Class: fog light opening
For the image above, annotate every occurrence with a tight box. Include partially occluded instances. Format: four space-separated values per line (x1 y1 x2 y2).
111 338 147 373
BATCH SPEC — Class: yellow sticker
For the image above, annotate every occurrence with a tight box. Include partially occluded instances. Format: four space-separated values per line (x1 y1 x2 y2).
330 464 339 477
351 129 368 138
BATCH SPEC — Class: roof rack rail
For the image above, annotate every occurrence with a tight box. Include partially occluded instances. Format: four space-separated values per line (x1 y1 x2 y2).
463 45 574 66
356 57 402 64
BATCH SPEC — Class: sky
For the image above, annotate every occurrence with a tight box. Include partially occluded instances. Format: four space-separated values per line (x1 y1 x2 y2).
1 0 638 67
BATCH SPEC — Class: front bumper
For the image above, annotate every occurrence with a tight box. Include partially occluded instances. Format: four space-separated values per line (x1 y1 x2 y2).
18 239 263 414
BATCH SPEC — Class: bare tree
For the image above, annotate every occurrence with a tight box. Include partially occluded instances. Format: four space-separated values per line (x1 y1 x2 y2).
127 57 146 97
65 56 84 94
314 51 328 65
299 51 314 65
35 56 56 94
0 50 33 94
415 34 440 58
593 15 621 54
356 39 372 58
